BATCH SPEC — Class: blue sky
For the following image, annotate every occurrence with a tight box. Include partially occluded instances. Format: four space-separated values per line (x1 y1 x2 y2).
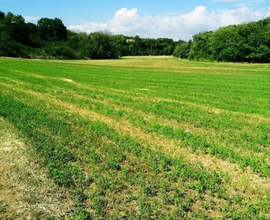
1 0 270 40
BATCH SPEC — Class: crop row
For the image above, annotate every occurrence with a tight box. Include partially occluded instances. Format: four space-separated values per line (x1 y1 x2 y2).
3 58 270 118
1 77 269 179
5 75 268 177
1 72 268 156
1 58 270 219
0 86 270 219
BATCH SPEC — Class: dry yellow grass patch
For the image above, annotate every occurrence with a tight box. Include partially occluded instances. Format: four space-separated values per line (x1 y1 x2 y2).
61 78 74 83
10 69 46 79
0 117 77 219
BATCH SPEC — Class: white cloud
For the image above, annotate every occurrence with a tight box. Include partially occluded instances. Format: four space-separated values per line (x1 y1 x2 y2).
68 6 270 41
23 15 40 23
267 7 270 17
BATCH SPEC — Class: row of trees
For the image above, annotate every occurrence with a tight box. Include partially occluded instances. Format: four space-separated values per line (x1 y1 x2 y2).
1 10 270 62
174 17 270 63
0 11 178 59
67 32 177 59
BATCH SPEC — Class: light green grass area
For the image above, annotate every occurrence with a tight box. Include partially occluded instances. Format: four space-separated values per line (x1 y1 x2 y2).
0 56 269 219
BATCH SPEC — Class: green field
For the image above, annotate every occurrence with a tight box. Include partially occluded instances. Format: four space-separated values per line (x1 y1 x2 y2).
0 56 270 219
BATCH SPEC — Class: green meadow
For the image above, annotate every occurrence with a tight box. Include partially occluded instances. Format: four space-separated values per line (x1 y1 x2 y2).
0 56 269 219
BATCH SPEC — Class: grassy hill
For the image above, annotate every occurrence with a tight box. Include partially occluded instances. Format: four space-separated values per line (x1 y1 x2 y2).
0 57 269 219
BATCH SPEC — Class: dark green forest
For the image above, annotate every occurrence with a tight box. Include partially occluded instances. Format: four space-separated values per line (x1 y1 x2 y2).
1 10 270 63
174 17 270 63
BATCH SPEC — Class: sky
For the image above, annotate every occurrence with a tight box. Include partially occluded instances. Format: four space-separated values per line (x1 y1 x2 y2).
1 0 270 40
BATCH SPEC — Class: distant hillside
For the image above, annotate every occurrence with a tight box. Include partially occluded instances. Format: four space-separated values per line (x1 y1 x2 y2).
174 17 270 63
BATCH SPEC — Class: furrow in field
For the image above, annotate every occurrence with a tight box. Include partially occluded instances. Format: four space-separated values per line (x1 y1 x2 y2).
1 80 269 174
2 58 270 218
0 86 231 217
47 85 270 162
0 80 267 170
0 75 31 86
9 69 47 79
67 79 270 124
60 58 270 74
6 68 269 123
10 87 269 200
81 136 227 219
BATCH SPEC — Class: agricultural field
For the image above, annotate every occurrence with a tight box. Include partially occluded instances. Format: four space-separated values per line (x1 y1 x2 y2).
0 56 269 219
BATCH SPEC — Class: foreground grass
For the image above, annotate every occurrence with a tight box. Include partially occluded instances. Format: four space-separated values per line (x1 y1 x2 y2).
0 117 77 219
0 56 269 219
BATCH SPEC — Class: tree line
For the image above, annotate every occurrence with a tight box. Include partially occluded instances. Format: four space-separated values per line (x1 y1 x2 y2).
174 17 270 63
0 11 178 59
1 10 270 63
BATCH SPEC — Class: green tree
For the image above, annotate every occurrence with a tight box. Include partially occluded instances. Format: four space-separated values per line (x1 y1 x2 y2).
37 17 67 41
0 11 5 20
186 17 270 63
113 34 129 56
188 31 213 61
4 12 29 44
86 31 118 59
173 40 191 59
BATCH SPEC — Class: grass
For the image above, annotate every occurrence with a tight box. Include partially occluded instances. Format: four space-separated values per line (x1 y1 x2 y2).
0 116 77 219
0 56 269 219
